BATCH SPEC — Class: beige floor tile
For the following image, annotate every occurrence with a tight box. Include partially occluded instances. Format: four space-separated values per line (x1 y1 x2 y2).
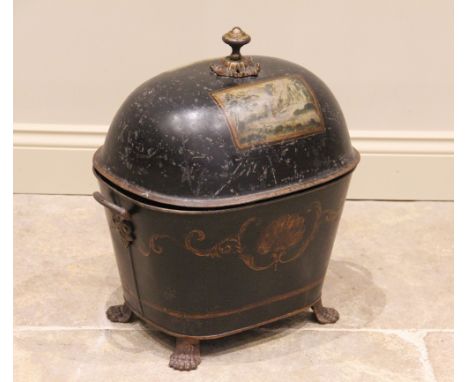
322 201 453 330
424 332 453 382
14 328 427 382
14 194 133 327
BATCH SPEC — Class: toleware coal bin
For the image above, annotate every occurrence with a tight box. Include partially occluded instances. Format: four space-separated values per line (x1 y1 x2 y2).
93 27 360 371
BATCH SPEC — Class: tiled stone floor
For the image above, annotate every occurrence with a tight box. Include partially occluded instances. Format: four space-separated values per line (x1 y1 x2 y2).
13 195 453 381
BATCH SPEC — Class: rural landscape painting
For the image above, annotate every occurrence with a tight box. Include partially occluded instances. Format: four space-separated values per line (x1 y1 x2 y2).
211 76 324 150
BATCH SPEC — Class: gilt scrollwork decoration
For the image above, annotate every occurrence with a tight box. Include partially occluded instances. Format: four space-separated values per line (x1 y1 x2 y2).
137 201 338 271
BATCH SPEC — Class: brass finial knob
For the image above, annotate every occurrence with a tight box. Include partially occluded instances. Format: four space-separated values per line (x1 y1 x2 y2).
210 27 260 78
222 27 251 61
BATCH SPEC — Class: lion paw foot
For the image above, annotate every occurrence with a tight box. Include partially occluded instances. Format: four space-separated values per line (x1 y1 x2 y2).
106 303 134 323
169 338 201 371
312 299 340 324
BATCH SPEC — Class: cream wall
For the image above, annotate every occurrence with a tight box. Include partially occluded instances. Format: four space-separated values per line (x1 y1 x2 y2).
13 0 453 199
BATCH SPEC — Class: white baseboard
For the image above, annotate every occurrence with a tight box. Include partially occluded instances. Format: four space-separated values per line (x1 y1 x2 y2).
13 123 453 200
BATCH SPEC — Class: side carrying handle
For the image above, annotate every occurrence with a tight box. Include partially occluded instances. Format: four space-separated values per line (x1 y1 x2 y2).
93 192 134 247
93 192 130 219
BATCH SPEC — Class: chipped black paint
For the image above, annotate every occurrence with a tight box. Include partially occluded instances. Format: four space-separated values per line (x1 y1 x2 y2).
94 56 358 208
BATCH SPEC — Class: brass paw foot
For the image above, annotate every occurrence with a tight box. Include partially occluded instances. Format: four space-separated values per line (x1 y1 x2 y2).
311 298 340 324
106 303 134 323
169 338 201 371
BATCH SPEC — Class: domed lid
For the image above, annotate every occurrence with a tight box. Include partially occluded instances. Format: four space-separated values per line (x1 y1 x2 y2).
93 27 359 208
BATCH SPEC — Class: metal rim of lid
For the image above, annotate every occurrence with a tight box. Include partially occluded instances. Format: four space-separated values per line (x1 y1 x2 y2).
92 147 360 210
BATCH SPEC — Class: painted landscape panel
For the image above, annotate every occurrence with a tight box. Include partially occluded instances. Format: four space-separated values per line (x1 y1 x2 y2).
211 76 324 150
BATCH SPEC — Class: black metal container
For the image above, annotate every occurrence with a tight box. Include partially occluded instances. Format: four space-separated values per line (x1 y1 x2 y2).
93 27 359 371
